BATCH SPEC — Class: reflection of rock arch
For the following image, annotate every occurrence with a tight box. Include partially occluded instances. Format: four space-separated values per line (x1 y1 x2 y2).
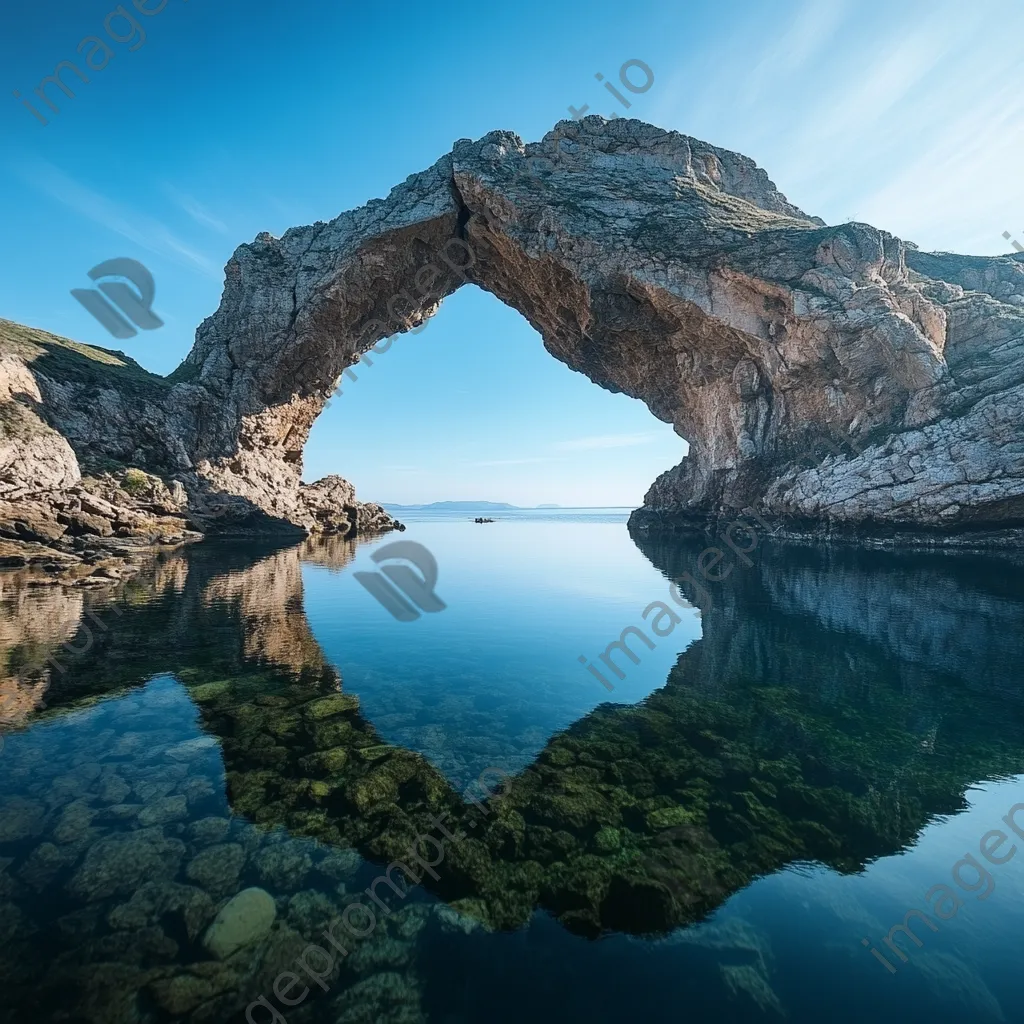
13 538 1024 941
0 582 85 727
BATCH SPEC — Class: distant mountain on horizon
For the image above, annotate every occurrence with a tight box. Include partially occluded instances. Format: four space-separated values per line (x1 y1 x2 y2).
379 501 635 511
380 501 575 511
381 501 520 511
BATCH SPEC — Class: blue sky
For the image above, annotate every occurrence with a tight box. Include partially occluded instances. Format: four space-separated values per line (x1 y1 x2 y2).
2 0 1022 506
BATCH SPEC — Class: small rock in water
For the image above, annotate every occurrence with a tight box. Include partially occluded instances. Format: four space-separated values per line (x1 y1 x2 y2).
189 816 231 846
51 800 96 844
183 776 217 805
133 778 177 803
19 841 76 891
108 880 215 943
96 774 131 804
67 829 186 901
99 803 144 821
165 736 219 762
318 848 361 882
185 842 246 896
201 886 276 960
0 796 46 843
251 840 313 890
138 795 188 826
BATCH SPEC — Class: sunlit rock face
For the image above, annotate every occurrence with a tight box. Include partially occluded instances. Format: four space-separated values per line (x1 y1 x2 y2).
4 118 1023 537
169 116 1024 537
0 321 400 544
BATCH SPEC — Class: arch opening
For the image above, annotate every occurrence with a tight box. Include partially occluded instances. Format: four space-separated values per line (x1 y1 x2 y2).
303 282 689 510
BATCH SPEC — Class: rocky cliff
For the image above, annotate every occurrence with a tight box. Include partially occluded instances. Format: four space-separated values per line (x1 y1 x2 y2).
0 320 400 571
3 116 1024 548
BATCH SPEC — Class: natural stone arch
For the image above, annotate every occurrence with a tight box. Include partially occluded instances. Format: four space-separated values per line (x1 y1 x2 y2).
155 117 1024 537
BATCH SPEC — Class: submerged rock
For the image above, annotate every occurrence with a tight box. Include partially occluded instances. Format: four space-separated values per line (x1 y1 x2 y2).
184 842 246 896
286 887 340 936
137 794 188 827
328 970 425 1024
108 880 215 943
721 963 786 1019
318 847 362 882
251 839 313 891
147 965 241 1018
95 775 131 805
201 886 277 960
18 841 78 891
51 799 97 844
189 816 232 847
67 828 186 902
165 736 220 761
0 796 46 843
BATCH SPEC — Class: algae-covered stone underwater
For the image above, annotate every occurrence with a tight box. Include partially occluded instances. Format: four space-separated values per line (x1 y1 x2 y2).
2 520 1024 1023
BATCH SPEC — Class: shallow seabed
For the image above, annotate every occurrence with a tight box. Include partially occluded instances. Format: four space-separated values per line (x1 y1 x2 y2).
2 514 1024 1023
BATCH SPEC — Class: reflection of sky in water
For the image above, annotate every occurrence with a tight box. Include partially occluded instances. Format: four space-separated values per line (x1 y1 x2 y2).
707 776 1024 1024
302 519 702 782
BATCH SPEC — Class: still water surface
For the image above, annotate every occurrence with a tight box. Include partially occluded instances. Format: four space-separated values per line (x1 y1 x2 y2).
1 512 1023 1023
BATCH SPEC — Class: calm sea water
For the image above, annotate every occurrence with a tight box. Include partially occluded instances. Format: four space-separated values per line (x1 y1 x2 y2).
1 510 1023 1023
383 506 636 523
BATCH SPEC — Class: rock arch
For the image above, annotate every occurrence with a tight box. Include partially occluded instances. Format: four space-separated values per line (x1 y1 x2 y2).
27 117 1020 539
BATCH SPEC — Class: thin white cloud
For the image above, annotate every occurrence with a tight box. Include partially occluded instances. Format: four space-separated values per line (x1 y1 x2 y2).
14 158 223 280
743 0 851 97
646 0 850 141
553 432 664 452
846 49 1024 252
164 185 229 234
648 0 1024 254
468 456 564 467
814 33 944 144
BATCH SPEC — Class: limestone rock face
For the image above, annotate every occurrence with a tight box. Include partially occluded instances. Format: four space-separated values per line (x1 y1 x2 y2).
0 321 401 554
170 116 1024 538
0 353 80 498
4 117 1024 539
299 474 405 536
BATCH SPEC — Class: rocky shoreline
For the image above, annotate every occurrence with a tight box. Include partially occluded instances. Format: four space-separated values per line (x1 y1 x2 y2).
0 320 402 581
627 507 1024 551
0 466 402 585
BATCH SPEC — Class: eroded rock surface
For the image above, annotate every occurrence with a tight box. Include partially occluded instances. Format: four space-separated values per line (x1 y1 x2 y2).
3 117 1024 541
172 117 1024 540
0 321 401 564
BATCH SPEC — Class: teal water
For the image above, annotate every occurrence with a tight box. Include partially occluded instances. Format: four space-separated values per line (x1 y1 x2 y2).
1 514 1023 1023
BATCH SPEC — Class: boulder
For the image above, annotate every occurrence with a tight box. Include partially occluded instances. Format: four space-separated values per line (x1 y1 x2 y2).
201 886 276 960
67 828 186 902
